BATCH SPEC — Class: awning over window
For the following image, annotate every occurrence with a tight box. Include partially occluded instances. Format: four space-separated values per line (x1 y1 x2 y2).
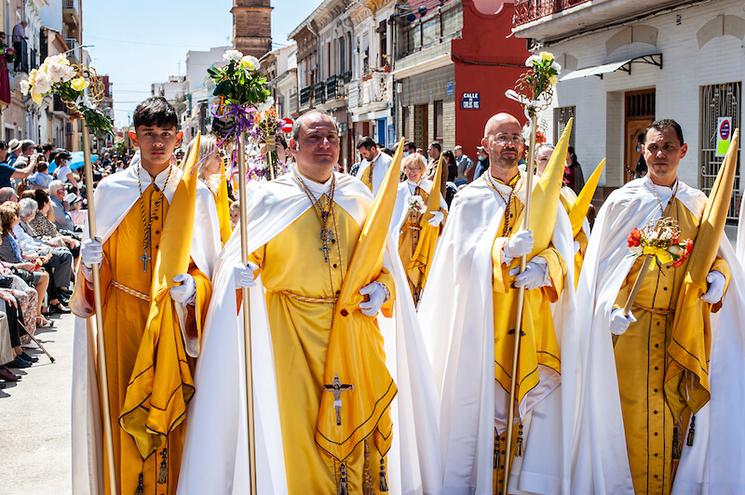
560 53 663 81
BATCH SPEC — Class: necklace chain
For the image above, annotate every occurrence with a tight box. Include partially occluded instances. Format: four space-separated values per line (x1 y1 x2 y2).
645 178 679 218
136 164 174 271
292 171 338 262
483 172 522 237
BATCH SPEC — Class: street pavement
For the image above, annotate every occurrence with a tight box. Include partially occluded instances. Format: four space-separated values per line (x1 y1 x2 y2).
0 312 74 494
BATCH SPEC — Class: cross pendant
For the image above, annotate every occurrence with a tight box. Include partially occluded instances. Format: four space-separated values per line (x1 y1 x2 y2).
320 229 334 263
140 252 150 272
323 374 353 426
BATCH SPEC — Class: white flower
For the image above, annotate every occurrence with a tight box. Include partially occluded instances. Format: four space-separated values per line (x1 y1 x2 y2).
223 49 244 62
256 96 275 113
407 195 426 214
551 61 562 73
33 70 52 95
47 61 76 84
525 54 541 67
240 55 260 72
19 79 30 96
629 246 642 257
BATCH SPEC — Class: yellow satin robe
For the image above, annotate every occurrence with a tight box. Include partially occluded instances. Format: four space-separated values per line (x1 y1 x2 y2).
398 185 446 302
249 199 395 494
489 188 567 491
613 198 730 495
79 184 210 495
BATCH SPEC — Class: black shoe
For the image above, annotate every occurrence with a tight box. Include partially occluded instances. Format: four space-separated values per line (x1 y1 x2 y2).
0 366 19 381
10 356 32 368
20 352 38 363
49 303 71 314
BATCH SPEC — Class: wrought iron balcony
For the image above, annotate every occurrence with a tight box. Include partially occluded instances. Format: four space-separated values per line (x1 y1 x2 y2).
313 82 326 104
299 86 312 108
513 0 592 26
325 75 348 101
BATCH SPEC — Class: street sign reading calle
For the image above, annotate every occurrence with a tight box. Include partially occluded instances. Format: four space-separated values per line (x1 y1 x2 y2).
462 92 480 110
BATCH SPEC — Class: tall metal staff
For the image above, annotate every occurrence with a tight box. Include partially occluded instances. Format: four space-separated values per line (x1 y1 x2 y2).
501 53 560 494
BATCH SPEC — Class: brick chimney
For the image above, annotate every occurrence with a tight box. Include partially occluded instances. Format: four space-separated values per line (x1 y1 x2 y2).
231 0 272 58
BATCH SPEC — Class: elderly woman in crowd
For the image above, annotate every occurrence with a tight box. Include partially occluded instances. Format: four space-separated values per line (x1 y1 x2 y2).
23 189 80 257
48 180 76 233
0 202 71 314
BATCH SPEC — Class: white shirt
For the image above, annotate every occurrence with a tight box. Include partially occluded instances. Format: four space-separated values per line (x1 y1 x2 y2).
55 164 73 183
355 151 393 196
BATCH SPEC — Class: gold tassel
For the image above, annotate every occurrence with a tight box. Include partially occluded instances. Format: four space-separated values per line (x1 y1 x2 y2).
158 448 168 484
515 423 524 457
379 457 389 492
337 463 349 495
687 415 696 447
135 473 144 495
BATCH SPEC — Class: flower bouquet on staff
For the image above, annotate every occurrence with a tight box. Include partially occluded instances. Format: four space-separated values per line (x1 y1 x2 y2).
256 105 286 179
407 194 427 215
20 54 113 136
621 217 693 314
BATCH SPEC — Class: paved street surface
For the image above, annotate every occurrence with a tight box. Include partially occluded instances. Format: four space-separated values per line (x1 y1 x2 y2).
0 313 74 494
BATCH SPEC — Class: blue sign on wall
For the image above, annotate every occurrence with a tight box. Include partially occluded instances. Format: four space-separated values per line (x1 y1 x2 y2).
462 92 480 110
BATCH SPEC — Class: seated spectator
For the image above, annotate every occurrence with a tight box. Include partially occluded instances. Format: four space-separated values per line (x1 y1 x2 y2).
0 186 17 203
53 151 79 188
20 193 79 257
0 202 70 314
27 161 54 190
48 180 75 232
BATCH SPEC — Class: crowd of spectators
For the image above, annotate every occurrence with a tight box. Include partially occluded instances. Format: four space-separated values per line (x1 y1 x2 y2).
0 138 110 387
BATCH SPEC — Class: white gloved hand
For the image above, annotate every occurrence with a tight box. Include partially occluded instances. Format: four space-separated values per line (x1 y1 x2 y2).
81 237 103 268
610 308 637 336
170 273 196 305
234 262 259 288
428 210 444 227
509 258 549 290
358 282 389 317
701 271 726 304
503 229 534 261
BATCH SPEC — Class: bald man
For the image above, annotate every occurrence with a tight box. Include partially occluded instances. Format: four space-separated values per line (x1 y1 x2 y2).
420 113 577 493
179 110 441 494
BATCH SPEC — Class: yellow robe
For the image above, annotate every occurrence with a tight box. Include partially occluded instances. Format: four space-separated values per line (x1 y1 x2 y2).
80 184 210 495
397 184 446 302
249 199 395 494
488 185 567 492
613 198 730 495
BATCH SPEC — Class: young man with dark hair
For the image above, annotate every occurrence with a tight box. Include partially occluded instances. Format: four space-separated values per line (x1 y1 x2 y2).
569 118 745 493
355 134 392 195
70 96 222 495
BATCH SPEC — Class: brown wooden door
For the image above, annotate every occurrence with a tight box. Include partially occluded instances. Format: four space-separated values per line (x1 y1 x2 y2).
414 104 428 149
624 89 656 183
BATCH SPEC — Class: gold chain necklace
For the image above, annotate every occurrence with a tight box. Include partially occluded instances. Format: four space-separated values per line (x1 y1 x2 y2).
484 172 522 237
645 177 679 218
136 165 174 272
293 171 338 264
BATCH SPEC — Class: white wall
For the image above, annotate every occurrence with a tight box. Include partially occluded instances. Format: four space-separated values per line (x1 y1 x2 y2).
541 0 745 189
185 46 229 93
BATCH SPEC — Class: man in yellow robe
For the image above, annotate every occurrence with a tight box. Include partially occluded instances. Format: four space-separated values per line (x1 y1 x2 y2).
567 119 745 494
420 113 577 494
178 110 441 494
70 97 221 495
392 153 447 304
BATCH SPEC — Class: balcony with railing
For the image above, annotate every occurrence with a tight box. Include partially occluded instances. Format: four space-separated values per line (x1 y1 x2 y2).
313 82 326 105
299 86 312 110
512 0 684 40
325 74 350 102
348 71 392 115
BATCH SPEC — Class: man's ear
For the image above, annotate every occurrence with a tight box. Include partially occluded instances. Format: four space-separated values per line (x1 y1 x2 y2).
128 130 138 147
679 143 688 159
176 130 184 144
480 136 487 148
289 138 299 153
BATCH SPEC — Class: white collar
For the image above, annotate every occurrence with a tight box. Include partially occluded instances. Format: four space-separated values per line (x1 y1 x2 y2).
644 175 678 203
137 163 176 192
484 170 522 195
294 169 333 197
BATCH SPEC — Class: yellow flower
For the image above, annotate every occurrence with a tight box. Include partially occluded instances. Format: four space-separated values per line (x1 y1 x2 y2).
70 77 89 91
549 75 558 86
540 51 554 62
31 91 43 104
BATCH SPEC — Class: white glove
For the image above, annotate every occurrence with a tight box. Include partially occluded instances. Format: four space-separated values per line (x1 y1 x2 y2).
358 282 388 317
503 229 534 261
509 258 550 290
701 271 726 304
428 210 444 227
170 273 196 305
234 262 259 288
81 237 103 268
610 308 637 335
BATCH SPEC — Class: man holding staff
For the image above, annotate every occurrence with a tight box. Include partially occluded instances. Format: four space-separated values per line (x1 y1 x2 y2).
419 112 576 494
179 110 439 494
567 119 745 494
70 97 221 495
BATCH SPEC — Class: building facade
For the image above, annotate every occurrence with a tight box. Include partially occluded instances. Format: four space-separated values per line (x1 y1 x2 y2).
232 0 272 58
181 46 229 142
512 0 744 220
262 42 298 119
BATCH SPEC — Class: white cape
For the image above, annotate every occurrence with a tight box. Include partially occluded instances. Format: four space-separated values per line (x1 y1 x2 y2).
390 179 448 236
178 172 442 495
71 165 222 495
566 177 745 494
418 174 576 495
356 151 394 197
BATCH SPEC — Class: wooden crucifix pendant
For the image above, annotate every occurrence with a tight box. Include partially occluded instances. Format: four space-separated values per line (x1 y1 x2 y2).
323 374 353 426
